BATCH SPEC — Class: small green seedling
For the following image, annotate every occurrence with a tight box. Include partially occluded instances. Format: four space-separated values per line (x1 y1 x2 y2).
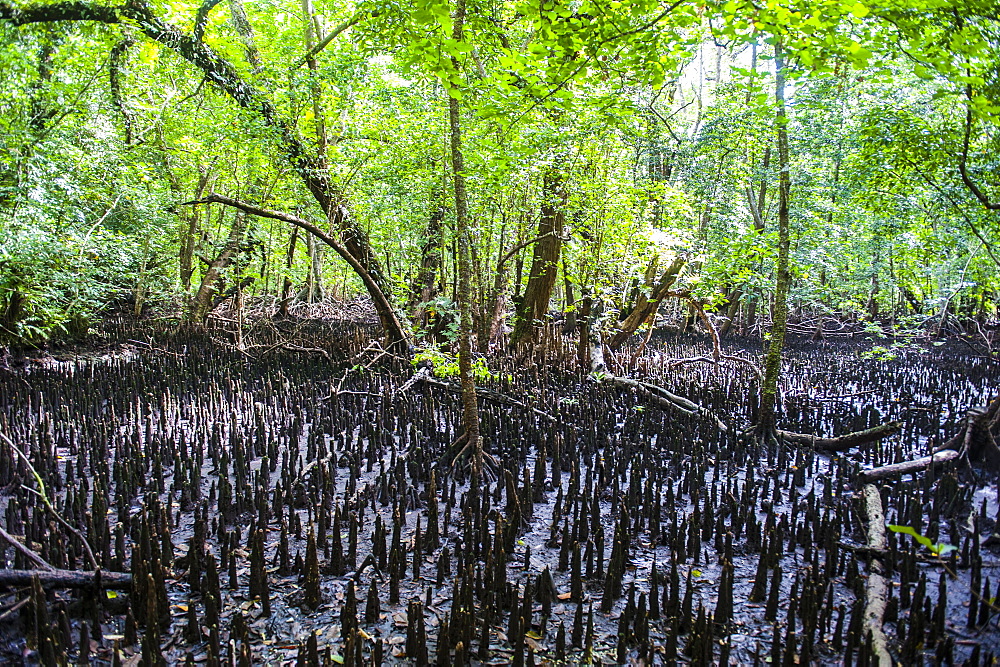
888 524 957 557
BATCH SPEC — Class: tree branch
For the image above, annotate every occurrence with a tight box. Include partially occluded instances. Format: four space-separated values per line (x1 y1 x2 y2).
959 87 1000 211
0 525 55 571
193 0 222 42
182 193 409 346
290 13 363 68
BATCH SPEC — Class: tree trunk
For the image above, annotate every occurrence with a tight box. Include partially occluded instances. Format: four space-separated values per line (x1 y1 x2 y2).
720 144 769 339
228 0 262 71
298 233 324 303
160 147 212 296
477 218 506 352
277 227 299 316
562 258 577 334
717 285 742 338
409 186 444 328
757 42 792 435
188 209 247 323
577 290 593 370
510 165 566 345
448 0 481 476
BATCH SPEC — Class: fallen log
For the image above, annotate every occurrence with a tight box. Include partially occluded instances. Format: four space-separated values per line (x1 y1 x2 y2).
585 313 899 451
586 325 733 432
777 421 901 452
0 568 132 589
859 484 892 667
859 449 960 483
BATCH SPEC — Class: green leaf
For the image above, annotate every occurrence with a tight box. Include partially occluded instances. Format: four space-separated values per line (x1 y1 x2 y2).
888 525 956 556
888 524 933 549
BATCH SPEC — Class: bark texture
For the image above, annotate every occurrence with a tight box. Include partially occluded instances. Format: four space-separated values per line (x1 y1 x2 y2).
757 42 791 435
188 209 247 322
409 188 444 328
447 0 482 476
859 484 892 667
0 568 132 589
608 255 686 350
510 166 566 345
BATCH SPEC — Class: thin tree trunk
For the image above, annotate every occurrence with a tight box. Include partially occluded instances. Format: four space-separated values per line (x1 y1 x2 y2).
299 233 324 303
720 139 769 339
301 0 327 161
161 148 212 296
278 226 299 316
228 0 262 71
562 258 576 334
448 0 481 477
478 217 506 352
757 42 791 435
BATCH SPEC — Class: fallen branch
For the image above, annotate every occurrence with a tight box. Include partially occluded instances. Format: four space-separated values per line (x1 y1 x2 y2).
859 449 960 483
248 341 333 361
777 421 901 453
795 389 877 402
588 325 731 433
0 597 30 623
0 568 131 590
604 373 731 433
665 353 763 382
859 484 892 667
0 526 55 571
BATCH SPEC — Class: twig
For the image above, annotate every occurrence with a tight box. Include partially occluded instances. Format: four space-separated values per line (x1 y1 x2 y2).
0 597 29 623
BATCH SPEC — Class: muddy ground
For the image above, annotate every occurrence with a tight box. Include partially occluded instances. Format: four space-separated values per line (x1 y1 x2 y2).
1 316 999 665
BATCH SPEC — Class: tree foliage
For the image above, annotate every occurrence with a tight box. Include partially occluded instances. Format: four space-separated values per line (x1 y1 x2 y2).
0 0 995 345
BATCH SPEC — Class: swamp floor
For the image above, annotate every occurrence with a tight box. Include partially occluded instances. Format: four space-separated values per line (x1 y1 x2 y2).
0 316 999 665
